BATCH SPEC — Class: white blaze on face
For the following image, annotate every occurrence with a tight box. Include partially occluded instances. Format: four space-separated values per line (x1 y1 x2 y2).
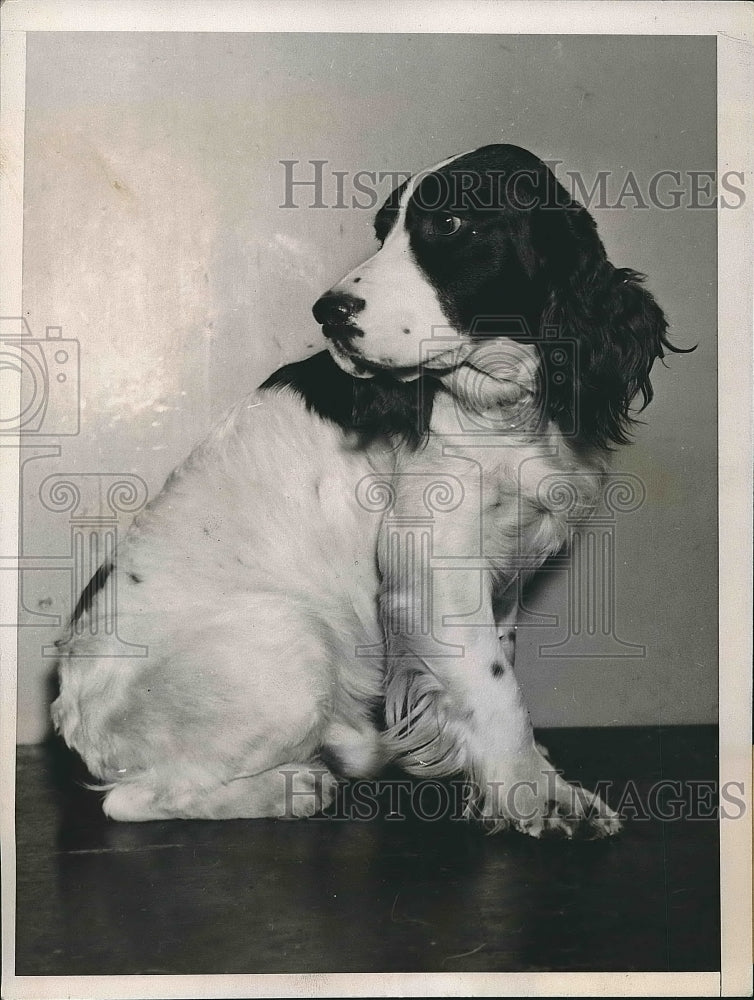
327 151 476 377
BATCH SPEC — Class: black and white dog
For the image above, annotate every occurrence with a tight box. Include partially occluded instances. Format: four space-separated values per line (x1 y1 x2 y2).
52 144 682 836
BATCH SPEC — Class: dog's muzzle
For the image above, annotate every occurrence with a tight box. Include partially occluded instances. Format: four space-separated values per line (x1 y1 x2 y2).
312 292 366 343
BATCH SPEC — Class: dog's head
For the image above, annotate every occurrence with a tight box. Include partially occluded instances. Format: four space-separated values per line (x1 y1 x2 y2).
312 144 686 447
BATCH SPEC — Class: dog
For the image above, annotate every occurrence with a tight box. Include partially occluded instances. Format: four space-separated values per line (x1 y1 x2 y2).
52 144 684 837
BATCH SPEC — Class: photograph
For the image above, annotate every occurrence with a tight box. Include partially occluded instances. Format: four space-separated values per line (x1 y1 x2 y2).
1 2 751 998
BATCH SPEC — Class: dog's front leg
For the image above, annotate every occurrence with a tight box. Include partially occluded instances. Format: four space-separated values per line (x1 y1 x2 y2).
379 461 620 839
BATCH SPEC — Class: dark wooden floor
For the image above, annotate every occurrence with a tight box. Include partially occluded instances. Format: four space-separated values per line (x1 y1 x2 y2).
16 726 719 975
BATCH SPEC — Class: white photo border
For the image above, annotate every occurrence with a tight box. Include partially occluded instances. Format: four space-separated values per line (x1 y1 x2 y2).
1 2 751 997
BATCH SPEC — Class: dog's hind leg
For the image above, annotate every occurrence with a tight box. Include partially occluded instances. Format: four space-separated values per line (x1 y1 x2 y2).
322 718 385 778
102 761 339 821
59 595 341 820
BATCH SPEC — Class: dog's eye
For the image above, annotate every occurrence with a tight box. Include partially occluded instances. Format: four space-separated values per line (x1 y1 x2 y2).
431 213 463 237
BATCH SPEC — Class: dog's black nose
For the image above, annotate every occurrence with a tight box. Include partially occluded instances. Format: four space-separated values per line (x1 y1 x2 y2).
312 292 365 327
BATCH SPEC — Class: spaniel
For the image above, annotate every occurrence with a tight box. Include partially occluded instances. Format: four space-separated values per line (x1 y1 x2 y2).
52 144 684 837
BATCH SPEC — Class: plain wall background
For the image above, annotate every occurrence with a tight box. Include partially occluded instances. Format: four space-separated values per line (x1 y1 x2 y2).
17 32 717 743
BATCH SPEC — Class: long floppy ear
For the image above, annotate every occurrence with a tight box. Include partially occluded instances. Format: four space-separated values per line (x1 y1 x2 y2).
534 198 686 448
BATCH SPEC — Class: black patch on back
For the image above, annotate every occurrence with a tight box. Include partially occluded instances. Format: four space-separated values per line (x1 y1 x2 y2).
72 561 114 624
490 660 506 679
260 351 436 447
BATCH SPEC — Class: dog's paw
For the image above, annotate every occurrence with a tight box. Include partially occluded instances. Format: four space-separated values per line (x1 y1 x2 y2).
103 780 172 821
101 763 341 821
475 759 622 840
513 785 623 840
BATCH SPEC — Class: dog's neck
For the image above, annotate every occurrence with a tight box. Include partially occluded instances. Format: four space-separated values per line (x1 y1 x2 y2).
432 340 540 437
